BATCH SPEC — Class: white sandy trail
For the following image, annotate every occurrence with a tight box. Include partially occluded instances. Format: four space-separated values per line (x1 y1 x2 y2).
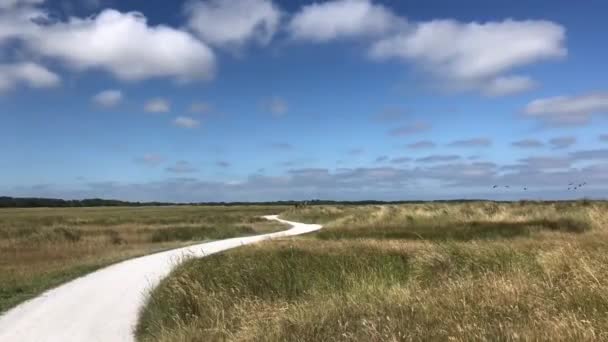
0 215 321 342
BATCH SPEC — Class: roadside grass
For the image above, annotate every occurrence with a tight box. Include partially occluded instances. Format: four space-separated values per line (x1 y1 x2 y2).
0 205 288 313
137 201 608 341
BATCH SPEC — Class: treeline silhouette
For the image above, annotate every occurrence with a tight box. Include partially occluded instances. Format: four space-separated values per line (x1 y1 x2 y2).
0 196 494 208
1 196 600 208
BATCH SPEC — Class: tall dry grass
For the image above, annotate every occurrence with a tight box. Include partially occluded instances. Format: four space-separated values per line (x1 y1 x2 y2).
0 205 288 312
137 201 608 342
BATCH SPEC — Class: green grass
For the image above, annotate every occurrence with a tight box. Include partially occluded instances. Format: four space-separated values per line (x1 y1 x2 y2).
0 205 288 313
137 201 608 342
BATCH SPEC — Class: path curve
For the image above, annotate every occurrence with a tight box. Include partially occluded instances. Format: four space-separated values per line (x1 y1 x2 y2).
0 215 321 342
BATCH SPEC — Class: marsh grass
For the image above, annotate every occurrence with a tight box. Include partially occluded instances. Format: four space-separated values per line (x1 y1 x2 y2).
138 201 608 342
0 205 288 313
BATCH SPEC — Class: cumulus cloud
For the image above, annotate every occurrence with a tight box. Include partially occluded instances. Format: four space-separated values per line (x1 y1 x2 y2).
166 160 198 174
173 116 200 129
370 19 565 95
512 139 544 148
184 0 281 48
389 122 430 136
288 0 404 42
0 62 60 92
448 138 492 147
3 9 215 82
144 98 170 113
92 89 122 107
134 154 164 167
263 96 288 117
407 140 436 149
601 134 608 142
524 92 608 126
549 136 576 149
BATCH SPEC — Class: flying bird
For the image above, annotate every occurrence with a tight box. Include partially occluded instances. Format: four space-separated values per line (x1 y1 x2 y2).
492 185 498 189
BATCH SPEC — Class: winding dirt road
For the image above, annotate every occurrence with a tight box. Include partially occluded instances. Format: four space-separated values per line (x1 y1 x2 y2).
0 215 321 342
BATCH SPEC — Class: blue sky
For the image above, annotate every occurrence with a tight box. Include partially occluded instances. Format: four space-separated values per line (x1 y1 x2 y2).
1 0 608 202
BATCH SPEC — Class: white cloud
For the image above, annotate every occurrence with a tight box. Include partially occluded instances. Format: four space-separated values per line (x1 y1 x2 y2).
483 75 537 96
389 122 430 136
288 0 404 42
92 89 122 107
184 0 281 48
174 116 200 128
0 62 60 92
524 92 608 125
370 19 565 95
16 9 215 82
144 98 170 113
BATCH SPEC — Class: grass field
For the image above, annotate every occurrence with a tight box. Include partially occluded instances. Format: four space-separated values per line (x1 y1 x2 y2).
137 201 608 341
0 205 288 313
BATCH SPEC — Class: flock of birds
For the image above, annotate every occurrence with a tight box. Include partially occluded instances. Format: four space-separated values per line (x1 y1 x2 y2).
491 182 587 191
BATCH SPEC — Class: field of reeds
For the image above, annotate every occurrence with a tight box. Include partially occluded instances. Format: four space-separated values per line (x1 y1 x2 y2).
0 205 288 313
137 201 608 342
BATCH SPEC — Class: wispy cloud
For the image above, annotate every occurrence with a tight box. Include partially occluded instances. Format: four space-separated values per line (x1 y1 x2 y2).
347 148 365 156
448 138 492 148
512 139 544 148
549 136 576 149
133 154 164 167
166 161 198 174
407 140 436 149
390 157 410 164
524 92 608 126
389 122 430 136
270 142 292 150
416 154 461 163
92 89 123 108
263 96 288 117
375 155 389 163
373 107 407 123
145 98 170 113
173 116 200 129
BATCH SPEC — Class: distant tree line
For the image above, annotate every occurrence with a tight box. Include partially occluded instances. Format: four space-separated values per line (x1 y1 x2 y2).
0 197 176 208
0 196 600 208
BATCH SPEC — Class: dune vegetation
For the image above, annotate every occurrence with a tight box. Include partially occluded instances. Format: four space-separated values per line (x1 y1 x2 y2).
0 205 288 313
137 201 608 341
